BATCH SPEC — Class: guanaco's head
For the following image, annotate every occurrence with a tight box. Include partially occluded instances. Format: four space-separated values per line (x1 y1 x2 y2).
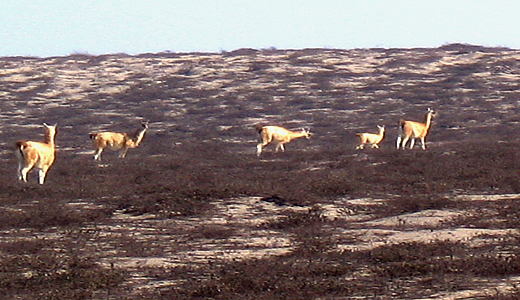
127 120 148 147
42 123 57 142
377 125 385 132
43 122 57 131
302 128 312 139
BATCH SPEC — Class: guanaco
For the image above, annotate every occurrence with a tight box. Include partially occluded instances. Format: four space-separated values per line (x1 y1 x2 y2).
396 108 435 150
256 124 311 156
356 125 385 149
16 123 57 184
90 120 148 160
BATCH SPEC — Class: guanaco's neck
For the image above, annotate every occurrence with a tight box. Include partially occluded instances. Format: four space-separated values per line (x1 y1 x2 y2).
424 112 433 130
44 130 56 147
132 127 147 145
290 130 307 139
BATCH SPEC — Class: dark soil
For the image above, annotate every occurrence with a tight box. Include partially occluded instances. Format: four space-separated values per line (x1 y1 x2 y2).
1 44 520 299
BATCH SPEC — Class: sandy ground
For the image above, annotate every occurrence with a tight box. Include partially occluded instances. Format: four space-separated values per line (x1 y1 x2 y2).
2 45 520 298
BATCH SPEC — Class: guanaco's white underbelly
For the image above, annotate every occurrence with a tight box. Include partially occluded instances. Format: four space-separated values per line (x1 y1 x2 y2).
270 136 290 144
106 143 124 150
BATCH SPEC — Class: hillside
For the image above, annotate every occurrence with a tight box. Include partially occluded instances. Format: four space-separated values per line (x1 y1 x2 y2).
1 44 520 299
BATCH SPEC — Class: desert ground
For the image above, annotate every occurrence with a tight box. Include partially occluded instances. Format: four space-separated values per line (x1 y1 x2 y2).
2 44 520 299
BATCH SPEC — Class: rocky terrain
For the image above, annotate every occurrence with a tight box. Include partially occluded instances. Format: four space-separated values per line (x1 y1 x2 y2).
2 44 520 299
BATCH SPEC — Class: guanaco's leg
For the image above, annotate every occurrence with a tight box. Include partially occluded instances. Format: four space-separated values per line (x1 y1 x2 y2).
256 143 264 156
93 148 103 160
17 163 24 181
19 164 32 182
409 138 415 149
256 131 271 156
119 147 129 158
420 137 426 150
357 136 366 149
38 167 48 185
400 136 410 149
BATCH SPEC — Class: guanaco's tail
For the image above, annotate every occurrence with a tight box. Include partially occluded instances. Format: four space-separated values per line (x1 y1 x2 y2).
254 124 264 134
15 140 28 157
16 140 28 149
399 119 406 129
89 133 98 139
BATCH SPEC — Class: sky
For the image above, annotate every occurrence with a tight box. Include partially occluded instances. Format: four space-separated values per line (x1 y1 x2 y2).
1 0 520 57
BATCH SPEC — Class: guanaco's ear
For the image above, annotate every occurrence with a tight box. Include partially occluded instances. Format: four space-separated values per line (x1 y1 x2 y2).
43 123 57 128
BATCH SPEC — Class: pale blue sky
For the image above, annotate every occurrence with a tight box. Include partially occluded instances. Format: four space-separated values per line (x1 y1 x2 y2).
1 0 519 57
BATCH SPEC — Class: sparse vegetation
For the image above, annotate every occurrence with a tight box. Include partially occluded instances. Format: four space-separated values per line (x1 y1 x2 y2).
1 45 520 298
